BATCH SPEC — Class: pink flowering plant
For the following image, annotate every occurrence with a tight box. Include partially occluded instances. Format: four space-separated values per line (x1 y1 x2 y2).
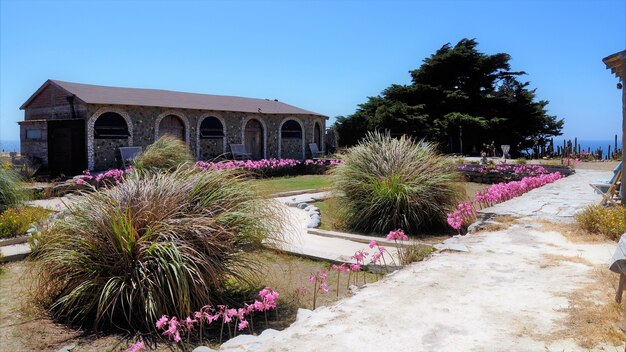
196 158 341 178
447 172 564 233
154 287 280 346
75 167 129 189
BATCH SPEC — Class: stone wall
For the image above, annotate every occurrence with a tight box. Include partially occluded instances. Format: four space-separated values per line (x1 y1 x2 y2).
81 104 326 170
198 138 225 160
18 121 48 165
93 138 129 170
281 138 303 159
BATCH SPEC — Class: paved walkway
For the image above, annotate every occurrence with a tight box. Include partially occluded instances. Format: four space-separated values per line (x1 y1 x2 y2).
220 169 621 351
273 192 404 264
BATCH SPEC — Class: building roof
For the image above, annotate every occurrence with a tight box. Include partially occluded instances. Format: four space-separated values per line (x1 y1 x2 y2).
603 50 626 81
21 79 327 117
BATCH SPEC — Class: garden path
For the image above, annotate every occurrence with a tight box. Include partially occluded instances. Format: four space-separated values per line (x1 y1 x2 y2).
221 169 622 351
273 192 404 264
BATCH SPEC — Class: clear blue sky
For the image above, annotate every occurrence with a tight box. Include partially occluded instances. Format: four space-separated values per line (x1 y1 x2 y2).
1 0 624 142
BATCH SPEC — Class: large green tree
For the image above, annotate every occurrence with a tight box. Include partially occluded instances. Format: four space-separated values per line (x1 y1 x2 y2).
335 39 563 154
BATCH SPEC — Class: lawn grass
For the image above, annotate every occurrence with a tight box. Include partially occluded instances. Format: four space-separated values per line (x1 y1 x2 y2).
254 174 333 195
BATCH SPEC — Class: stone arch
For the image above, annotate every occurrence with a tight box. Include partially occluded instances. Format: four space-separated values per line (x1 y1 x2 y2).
87 107 134 170
241 117 267 159
278 117 305 160
154 110 190 145
313 120 324 152
196 113 227 159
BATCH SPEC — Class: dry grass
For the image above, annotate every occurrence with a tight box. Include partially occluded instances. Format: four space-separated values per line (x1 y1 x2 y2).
473 215 520 233
539 254 593 269
548 268 626 348
535 220 612 243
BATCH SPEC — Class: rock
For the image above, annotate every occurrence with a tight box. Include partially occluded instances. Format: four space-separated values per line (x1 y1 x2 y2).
192 346 218 352
348 284 360 294
56 343 76 352
307 219 320 228
220 328 280 351
297 203 308 209
295 308 313 323
445 244 469 252
304 205 313 211
307 206 319 214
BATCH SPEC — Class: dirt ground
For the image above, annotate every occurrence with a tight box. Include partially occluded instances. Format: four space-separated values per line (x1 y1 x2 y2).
0 250 382 351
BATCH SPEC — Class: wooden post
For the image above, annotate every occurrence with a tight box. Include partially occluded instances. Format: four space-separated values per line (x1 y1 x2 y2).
617 273 626 303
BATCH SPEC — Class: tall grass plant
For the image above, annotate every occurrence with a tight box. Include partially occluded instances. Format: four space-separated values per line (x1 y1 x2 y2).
332 132 462 234
32 167 284 331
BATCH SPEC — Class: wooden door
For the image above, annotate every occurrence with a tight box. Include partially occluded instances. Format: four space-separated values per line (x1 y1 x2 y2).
244 119 263 159
158 115 185 141
48 120 86 177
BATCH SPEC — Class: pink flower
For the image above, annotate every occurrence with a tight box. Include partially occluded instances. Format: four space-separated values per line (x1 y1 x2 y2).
75 178 85 185
386 229 408 241
352 250 368 263
349 263 361 272
238 319 249 330
368 240 377 249
156 315 169 329
309 274 316 283
126 340 145 352
173 331 181 343
320 282 329 294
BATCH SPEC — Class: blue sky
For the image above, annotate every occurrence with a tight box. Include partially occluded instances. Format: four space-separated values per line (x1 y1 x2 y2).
1 0 624 143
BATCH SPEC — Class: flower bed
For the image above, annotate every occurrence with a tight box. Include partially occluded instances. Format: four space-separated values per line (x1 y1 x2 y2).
196 159 341 178
457 163 573 184
447 172 564 232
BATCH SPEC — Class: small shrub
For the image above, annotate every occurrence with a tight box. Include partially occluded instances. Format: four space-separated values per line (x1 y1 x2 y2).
133 135 194 172
516 158 527 165
32 167 284 332
576 205 626 241
0 206 51 239
0 169 26 212
332 132 463 234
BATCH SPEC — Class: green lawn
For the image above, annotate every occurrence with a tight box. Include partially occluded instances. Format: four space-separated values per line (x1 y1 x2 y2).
254 174 333 195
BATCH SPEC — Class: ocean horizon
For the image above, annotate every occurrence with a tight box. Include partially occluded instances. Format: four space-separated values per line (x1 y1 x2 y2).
1 138 622 158
0 140 19 152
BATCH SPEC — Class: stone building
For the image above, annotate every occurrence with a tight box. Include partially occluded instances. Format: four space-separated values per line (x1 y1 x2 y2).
19 80 327 175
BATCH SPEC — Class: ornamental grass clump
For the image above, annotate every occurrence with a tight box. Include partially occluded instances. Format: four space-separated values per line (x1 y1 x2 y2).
133 135 194 172
576 205 626 241
31 167 284 332
332 132 463 234
0 168 26 213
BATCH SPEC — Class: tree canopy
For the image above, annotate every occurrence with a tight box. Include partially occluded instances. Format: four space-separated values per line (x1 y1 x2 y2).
334 39 563 154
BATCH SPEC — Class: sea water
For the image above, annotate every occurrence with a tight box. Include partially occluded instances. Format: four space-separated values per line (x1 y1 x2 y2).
0 140 20 152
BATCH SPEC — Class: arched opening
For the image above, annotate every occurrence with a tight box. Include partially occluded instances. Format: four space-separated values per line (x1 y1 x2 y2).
281 120 302 139
199 116 224 138
244 119 264 159
94 112 129 139
158 115 185 141
198 116 225 160
280 119 304 159
314 121 322 148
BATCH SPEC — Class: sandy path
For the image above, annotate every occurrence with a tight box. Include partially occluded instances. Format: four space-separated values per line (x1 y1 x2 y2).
222 169 621 351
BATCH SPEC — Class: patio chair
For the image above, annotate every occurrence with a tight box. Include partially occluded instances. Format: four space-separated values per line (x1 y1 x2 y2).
595 161 622 183
230 144 252 160
590 168 622 205
309 143 324 158
119 146 142 168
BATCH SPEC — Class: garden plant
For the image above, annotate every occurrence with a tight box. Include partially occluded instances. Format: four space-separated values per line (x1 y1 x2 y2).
31 166 284 332
332 131 463 234
133 135 195 172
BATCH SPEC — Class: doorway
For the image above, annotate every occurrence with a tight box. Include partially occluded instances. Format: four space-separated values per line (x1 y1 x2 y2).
48 120 86 177
244 119 264 159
